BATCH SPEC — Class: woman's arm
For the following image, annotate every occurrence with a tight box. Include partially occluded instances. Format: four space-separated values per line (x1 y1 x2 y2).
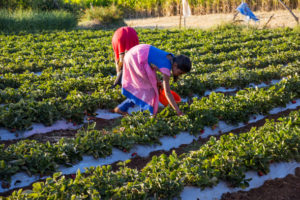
116 53 125 73
162 74 183 115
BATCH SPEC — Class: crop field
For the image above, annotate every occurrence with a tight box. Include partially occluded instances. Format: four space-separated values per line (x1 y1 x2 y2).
0 25 300 199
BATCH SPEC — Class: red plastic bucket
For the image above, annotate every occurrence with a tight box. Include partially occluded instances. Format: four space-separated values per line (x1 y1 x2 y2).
159 89 181 107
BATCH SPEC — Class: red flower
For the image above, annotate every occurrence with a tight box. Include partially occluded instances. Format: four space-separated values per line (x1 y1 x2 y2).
200 129 204 134
87 117 95 121
70 174 76 179
173 135 177 138
292 100 296 104
258 171 264 176
1 182 10 189
131 152 137 157
10 128 16 133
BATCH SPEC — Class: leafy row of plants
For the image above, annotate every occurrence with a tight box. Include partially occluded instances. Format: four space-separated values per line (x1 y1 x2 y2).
1 27 298 105
1 58 299 106
0 59 298 130
0 30 114 74
1 27 298 74
0 65 115 90
0 86 124 130
190 45 300 67
4 107 300 199
1 76 299 181
1 48 297 91
192 42 300 74
174 61 300 96
0 74 117 104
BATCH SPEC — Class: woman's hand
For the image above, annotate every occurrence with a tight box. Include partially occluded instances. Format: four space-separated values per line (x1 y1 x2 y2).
116 53 125 73
162 74 181 114
177 110 184 116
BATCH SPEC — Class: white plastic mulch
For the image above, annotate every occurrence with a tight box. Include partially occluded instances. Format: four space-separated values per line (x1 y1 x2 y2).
0 99 299 193
0 120 81 141
34 72 42 76
181 162 300 200
94 105 141 120
203 78 283 96
0 99 143 140
0 78 287 141
0 77 299 194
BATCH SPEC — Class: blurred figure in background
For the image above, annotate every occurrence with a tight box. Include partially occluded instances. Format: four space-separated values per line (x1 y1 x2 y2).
111 26 139 88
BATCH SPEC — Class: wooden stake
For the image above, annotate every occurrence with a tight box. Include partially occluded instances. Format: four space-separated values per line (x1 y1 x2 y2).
278 0 299 24
54 0 60 9
179 0 182 29
233 11 239 21
263 14 274 28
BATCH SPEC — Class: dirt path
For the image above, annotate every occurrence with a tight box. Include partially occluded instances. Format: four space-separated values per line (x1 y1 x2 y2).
0 118 120 147
125 10 300 29
222 167 300 200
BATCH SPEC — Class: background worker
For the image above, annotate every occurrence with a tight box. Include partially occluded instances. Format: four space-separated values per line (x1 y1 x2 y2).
111 26 139 88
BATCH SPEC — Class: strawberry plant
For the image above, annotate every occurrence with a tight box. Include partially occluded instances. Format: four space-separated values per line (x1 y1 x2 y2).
5 109 300 199
1 76 300 181
1 26 300 191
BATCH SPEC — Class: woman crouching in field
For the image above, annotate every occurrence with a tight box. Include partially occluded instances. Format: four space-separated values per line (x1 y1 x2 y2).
113 44 191 116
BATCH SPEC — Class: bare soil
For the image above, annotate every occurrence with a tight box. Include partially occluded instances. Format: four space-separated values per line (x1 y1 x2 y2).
221 167 300 200
124 10 300 29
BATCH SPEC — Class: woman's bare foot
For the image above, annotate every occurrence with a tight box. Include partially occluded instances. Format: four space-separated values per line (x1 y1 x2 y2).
113 107 128 116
